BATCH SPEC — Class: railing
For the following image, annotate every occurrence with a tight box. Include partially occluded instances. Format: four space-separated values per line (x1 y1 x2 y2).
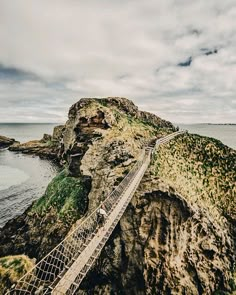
7 150 151 295
6 131 185 295
154 130 185 149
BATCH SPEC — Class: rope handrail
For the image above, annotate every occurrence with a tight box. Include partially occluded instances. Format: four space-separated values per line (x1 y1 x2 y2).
7 151 148 294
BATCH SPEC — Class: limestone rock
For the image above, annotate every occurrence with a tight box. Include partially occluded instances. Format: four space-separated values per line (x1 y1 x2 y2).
52 125 65 140
9 139 59 160
0 135 18 149
41 133 52 142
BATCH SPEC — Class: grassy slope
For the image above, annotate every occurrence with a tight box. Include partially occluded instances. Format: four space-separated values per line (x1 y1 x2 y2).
152 133 236 220
30 169 89 225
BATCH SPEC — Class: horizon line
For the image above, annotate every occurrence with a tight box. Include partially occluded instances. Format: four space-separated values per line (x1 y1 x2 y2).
0 122 62 124
0 122 236 125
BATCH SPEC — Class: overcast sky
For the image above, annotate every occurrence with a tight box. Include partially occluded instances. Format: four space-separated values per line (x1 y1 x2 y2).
0 0 235 123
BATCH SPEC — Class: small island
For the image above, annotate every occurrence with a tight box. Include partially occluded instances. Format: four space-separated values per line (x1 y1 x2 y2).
0 97 235 294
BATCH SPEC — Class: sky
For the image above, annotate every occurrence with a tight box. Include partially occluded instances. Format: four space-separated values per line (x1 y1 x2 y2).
0 0 236 124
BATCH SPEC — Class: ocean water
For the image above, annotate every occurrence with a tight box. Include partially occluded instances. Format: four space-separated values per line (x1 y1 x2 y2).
178 124 236 150
0 123 59 143
0 165 29 191
0 124 59 227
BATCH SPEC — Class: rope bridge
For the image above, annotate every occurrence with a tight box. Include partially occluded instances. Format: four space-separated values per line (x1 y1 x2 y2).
7 131 185 295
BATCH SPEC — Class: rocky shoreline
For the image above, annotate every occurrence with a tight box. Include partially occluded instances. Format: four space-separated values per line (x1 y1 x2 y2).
0 135 19 149
0 125 65 163
8 135 60 160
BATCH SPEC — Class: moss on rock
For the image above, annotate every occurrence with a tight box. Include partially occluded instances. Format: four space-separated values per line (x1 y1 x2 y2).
0 255 35 294
31 169 90 224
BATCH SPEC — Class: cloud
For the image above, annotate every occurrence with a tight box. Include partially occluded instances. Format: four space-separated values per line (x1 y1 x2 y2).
178 57 192 67
0 64 38 81
0 0 235 123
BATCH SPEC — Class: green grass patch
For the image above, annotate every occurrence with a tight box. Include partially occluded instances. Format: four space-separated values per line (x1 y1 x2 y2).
31 169 90 223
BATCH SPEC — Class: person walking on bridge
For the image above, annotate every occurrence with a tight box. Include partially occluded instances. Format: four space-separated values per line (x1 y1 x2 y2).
97 204 107 229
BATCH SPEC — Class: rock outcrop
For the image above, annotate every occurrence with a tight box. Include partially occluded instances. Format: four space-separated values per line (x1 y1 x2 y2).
9 125 65 161
0 97 235 294
0 255 35 291
0 135 18 149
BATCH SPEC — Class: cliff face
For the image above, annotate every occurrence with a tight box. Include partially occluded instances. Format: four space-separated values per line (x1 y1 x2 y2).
79 136 235 294
59 97 174 213
0 97 235 294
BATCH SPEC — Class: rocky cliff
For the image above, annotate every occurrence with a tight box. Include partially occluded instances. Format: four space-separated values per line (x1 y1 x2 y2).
0 97 235 294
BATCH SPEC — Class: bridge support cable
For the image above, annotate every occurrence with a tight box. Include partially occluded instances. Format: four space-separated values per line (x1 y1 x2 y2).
6 131 185 295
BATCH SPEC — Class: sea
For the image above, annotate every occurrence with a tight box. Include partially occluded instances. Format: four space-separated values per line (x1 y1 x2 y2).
0 123 59 227
0 123 235 228
178 124 236 150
